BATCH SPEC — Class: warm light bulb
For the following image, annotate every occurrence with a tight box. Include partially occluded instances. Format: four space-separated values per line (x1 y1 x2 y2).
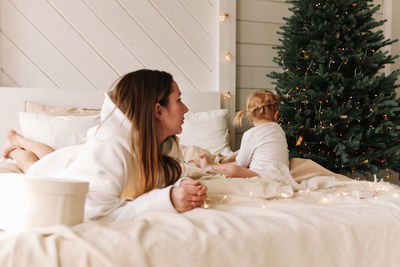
223 90 231 100
225 52 231 60
281 193 290 199
219 12 228 21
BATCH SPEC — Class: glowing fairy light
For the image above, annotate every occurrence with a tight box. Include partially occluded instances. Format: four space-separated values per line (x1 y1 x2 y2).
223 90 231 100
219 12 228 21
281 193 290 199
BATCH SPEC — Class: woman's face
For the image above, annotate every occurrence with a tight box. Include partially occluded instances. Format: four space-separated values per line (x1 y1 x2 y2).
156 81 188 141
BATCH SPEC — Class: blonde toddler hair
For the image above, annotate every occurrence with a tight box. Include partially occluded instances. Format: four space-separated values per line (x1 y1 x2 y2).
234 90 278 127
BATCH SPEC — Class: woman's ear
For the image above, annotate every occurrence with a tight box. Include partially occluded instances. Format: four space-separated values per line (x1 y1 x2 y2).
155 103 163 120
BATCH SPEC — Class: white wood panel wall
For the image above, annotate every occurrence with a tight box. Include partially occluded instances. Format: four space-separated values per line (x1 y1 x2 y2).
0 0 221 93
235 0 288 149
219 0 237 148
235 0 391 149
391 0 400 96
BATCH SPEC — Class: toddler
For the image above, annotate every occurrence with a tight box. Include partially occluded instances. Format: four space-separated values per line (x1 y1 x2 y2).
199 90 289 178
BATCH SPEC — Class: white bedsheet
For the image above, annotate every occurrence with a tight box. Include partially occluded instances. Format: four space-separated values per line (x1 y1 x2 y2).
1 148 400 267
1 177 400 267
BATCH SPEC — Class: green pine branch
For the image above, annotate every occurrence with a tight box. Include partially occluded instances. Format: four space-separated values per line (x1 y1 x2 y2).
269 0 400 178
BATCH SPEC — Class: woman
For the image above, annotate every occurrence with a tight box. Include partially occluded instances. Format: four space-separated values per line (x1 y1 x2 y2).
2 69 207 222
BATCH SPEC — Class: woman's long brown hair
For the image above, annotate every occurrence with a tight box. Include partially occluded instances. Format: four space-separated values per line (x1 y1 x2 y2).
108 69 181 199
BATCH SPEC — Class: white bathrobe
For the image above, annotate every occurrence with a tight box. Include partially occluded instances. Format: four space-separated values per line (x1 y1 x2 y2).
27 93 180 222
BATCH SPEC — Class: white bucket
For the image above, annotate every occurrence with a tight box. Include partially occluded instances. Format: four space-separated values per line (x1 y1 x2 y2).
0 173 89 233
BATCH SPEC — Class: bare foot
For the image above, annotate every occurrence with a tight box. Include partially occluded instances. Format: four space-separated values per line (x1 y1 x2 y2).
8 148 38 173
199 154 209 168
2 130 19 158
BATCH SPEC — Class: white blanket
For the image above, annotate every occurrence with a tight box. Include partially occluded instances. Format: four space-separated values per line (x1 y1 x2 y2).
181 147 350 202
1 182 400 267
1 149 400 267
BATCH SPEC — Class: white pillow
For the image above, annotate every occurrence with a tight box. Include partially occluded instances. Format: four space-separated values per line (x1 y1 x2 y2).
19 112 101 150
178 109 232 155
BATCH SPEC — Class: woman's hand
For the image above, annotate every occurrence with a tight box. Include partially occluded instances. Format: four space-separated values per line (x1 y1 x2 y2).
170 179 207 213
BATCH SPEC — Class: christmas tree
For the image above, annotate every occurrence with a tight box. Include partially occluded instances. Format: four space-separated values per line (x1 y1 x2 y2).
269 0 400 177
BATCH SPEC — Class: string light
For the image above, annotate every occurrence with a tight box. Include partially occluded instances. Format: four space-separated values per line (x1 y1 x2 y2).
223 91 231 100
225 52 231 61
280 193 290 199
219 12 228 21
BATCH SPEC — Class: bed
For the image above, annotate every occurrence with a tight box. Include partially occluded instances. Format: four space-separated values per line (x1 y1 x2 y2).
0 87 400 267
1 0 400 265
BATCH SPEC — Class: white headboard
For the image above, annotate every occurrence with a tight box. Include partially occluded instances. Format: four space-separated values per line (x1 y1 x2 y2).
0 87 220 146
